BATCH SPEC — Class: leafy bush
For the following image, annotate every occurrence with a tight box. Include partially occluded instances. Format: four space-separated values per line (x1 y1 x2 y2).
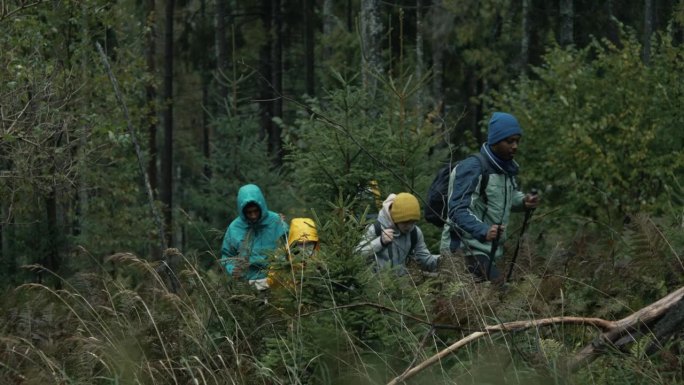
488 30 684 222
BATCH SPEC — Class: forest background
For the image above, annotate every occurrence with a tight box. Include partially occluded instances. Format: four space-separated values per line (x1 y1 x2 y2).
1 0 684 384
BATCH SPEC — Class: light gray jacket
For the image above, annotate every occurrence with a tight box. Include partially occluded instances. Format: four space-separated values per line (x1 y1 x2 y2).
357 194 439 275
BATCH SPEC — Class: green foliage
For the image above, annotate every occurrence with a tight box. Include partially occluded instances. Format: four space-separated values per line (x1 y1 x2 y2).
443 0 522 83
0 0 156 279
262 199 439 384
3 2 684 384
179 107 290 258
489 31 684 221
285 72 444 215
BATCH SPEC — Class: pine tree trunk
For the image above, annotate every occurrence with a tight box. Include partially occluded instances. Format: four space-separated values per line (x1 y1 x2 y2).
45 187 60 283
360 0 382 95
75 1 91 238
520 0 530 72
322 0 334 59
428 0 448 109
201 0 211 179
259 0 273 143
161 0 174 246
559 0 574 47
305 0 315 97
146 0 158 196
415 0 425 110
270 0 283 166
215 0 228 99
643 0 654 63
1 202 15 279
604 0 622 47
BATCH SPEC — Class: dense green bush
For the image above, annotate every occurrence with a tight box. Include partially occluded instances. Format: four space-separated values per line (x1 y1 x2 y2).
489 31 684 222
285 71 447 216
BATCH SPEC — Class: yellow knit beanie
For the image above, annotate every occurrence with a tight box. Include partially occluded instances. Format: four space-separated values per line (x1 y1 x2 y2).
390 193 421 223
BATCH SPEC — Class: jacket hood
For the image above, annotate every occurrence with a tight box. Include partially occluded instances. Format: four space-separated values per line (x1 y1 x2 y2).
481 143 519 175
236 184 269 223
288 218 319 247
377 193 397 229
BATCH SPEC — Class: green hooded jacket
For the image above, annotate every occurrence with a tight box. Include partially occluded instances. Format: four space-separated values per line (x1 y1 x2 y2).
220 184 289 280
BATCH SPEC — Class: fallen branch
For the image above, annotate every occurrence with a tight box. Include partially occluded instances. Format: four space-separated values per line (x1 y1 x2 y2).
387 286 684 385
566 286 684 371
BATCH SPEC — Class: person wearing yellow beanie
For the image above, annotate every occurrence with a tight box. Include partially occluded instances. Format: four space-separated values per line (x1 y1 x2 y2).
356 192 439 275
390 193 421 224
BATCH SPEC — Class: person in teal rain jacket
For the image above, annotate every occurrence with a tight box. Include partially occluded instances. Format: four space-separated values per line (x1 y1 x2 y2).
221 184 289 290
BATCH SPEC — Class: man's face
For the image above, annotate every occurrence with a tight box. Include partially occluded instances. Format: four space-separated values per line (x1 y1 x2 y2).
243 203 261 223
491 134 521 161
396 221 416 234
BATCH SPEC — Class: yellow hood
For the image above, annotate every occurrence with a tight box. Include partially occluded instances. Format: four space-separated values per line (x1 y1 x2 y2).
288 218 319 247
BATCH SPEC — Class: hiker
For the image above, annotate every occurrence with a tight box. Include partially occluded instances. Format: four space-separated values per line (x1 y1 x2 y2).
267 217 320 289
220 183 289 291
357 192 439 275
441 112 539 283
286 217 320 259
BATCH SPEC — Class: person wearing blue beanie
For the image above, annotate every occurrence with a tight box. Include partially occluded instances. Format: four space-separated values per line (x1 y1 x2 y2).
487 112 523 145
439 111 539 285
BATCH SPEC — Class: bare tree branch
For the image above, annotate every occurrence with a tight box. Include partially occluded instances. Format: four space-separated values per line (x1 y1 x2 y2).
0 1 45 23
387 286 684 385
94 42 166 252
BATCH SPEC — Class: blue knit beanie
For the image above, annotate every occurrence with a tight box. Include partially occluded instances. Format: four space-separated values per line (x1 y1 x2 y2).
487 112 523 145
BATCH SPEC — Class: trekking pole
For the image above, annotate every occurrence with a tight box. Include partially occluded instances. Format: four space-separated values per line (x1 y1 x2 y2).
505 189 538 282
486 224 502 281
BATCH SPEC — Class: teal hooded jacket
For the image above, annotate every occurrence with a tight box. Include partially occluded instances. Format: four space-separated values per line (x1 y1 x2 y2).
220 184 289 280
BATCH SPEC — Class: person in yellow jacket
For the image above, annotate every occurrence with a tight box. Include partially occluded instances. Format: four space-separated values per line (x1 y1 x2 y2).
267 217 320 289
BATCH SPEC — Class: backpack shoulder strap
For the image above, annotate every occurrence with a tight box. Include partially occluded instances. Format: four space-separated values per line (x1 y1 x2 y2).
408 227 418 256
472 153 491 205
373 222 382 237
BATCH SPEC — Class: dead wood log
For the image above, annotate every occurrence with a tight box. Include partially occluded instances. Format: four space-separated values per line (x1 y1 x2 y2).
387 286 684 385
566 286 684 371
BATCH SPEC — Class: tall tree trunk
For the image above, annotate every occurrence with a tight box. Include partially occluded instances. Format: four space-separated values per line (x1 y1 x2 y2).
347 0 353 32
146 0 158 197
201 0 211 179
322 0 334 60
75 1 90 238
259 0 273 143
604 0 622 47
559 0 574 47
520 0 530 72
202 78 211 179
1 202 15 280
44 187 60 284
270 0 283 166
428 0 449 113
360 0 382 96
467 73 483 144
415 0 425 110
305 0 315 97
161 0 174 246
671 0 684 44
215 0 229 100
643 0 654 63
